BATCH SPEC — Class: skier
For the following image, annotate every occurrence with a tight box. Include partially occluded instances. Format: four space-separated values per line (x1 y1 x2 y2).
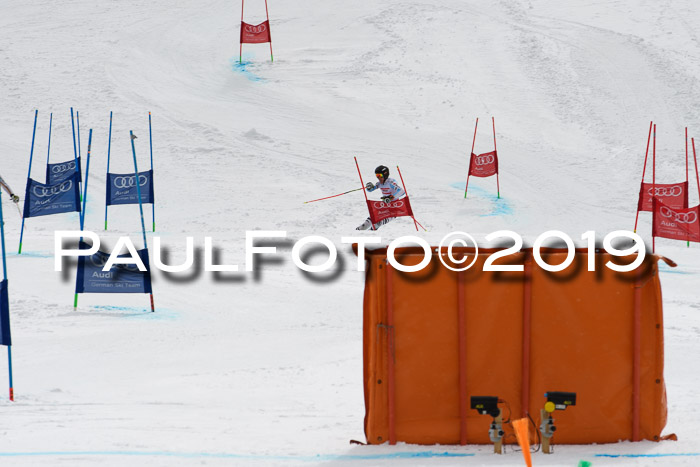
0 174 20 204
356 165 406 230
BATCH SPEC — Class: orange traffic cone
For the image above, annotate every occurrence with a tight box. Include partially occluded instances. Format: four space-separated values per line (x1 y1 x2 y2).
512 418 532 467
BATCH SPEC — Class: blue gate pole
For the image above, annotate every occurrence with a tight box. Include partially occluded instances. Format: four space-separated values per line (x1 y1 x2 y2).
6 345 11 401
18 110 38 254
76 111 81 160
45 113 53 169
105 112 113 230
74 129 92 309
70 108 82 202
149 112 155 232
1 191 15 401
70 108 77 160
80 129 93 230
130 131 154 312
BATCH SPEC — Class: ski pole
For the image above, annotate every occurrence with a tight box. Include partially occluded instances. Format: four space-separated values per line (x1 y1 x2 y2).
304 187 364 204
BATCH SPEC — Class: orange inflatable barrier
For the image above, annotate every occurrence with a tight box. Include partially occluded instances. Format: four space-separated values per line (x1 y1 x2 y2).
356 246 668 445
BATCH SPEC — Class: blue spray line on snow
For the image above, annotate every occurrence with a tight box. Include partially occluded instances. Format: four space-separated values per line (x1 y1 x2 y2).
91 306 178 321
596 452 700 458
658 263 697 275
230 57 265 82
7 251 52 259
0 450 474 461
450 182 513 217
4 450 700 461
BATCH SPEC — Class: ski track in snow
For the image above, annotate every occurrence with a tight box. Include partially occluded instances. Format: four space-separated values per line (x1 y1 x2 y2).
2 0 700 465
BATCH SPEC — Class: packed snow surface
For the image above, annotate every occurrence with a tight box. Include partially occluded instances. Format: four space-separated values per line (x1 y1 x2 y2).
1 0 700 465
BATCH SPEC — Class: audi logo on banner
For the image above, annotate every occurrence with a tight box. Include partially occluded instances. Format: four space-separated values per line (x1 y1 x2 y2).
113 174 149 189
648 186 682 197
245 24 267 34
90 253 108 269
33 180 73 198
660 206 698 224
51 161 76 174
475 154 495 166
372 200 404 209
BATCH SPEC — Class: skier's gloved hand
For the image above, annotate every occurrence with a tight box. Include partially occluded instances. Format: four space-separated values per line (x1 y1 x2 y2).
381 196 393 205
365 182 374 190
10 194 19 203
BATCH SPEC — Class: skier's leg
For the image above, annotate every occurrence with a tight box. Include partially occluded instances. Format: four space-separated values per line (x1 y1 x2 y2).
372 217 395 230
356 217 373 230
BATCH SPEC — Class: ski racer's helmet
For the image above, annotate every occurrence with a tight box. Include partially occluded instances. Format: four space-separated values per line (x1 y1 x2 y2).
375 165 389 181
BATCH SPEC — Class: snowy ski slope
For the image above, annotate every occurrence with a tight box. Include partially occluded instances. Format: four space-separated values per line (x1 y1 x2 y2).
1 0 700 465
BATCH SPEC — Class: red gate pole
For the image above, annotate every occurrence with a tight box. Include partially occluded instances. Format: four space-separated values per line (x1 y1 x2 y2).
652 124 656 253
634 121 653 233
464 118 478 199
396 165 419 231
354 157 375 227
239 0 245 63
686 127 690 247
264 0 273 62
493 117 500 199
693 137 700 213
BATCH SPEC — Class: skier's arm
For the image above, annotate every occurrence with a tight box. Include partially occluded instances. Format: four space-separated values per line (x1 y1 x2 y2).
388 179 405 199
365 182 378 192
0 175 20 203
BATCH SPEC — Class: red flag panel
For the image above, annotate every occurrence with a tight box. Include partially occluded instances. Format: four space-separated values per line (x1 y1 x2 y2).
468 150 498 178
366 197 414 225
240 20 271 44
638 181 688 212
652 199 700 243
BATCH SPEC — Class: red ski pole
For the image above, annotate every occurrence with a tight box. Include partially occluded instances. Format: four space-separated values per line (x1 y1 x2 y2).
304 187 364 204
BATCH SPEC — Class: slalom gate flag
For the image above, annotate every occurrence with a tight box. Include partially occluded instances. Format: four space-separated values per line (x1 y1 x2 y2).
22 172 81 218
76 242 152 294
240 20 271 43
46 157 81 185
366 198 414 225
652 199 700 242
468 150 499 178
638 181 688 212
106 170 154 206
0 280 10 346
